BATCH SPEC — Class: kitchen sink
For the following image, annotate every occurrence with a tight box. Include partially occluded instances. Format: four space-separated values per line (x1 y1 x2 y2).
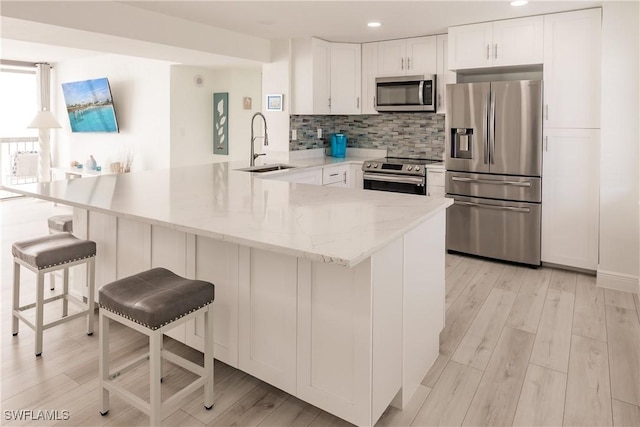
236 164 297 173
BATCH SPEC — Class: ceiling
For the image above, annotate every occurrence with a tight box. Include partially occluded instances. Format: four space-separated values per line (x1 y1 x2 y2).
122 1 602 43
1 0 602 66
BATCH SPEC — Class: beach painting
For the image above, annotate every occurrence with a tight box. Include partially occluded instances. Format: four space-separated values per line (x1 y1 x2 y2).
61 77 119 133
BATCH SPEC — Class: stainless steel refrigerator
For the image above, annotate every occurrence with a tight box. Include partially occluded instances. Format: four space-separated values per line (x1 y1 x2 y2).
445 80 542 266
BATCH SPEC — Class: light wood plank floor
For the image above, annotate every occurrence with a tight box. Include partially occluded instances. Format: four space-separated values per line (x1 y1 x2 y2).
2 197 640 427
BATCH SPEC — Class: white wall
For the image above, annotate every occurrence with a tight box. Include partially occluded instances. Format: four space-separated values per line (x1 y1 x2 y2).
262 39 291 160
52 54 172 172
170 65 262 167
598 2 640 293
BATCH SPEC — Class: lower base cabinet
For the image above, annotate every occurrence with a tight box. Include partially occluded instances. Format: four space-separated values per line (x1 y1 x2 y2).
72 207 445 426
541 128 599 270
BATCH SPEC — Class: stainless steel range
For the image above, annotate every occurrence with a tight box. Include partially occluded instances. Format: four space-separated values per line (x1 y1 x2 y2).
362 157 442 195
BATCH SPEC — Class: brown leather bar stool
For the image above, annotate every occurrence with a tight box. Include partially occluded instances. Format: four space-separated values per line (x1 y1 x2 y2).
47 214 73 291
11 232 96 356
98 268 215 426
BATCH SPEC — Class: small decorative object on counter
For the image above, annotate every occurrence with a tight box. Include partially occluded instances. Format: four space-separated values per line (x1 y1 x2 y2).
70 160 79 167
86 155 97 171
96 166 102 172
109 162 121 173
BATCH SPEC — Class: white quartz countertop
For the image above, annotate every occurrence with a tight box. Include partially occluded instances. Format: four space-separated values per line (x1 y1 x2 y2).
3 162 452 267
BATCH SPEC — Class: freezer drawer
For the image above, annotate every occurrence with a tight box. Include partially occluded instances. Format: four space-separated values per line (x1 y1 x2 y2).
446 195 541 266
446 171 541 203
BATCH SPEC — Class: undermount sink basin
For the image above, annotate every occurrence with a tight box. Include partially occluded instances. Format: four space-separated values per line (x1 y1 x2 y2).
237 164 297 173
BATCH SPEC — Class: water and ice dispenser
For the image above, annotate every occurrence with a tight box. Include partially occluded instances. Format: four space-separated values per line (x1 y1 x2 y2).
450 128 473 159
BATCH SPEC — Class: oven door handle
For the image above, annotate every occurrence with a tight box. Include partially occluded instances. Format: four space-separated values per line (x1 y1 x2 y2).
363 172 425 186
454 200 531 213
451 177 532 187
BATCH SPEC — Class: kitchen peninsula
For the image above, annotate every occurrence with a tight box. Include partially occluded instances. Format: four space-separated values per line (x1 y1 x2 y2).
2 162 452 426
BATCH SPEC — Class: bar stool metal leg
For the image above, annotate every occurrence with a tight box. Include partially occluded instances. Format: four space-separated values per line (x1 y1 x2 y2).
99 310 110 416
204 304 214 410
62 267 69 317
86 258 95 335
149 330 162 426
35 271 45 357
12 261 20 336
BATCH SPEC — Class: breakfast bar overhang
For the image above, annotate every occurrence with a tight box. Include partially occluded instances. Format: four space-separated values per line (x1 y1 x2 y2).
2 162 452 426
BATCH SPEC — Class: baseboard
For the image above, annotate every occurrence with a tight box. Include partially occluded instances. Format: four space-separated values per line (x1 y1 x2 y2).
596 269 640 294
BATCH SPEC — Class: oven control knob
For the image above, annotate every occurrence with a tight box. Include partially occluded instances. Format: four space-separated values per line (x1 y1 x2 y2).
366 163 371 168
407 166 413 171
415 166 420 172
373 163 378 168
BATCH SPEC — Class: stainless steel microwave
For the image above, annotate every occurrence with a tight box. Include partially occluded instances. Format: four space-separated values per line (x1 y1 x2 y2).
375 74 436 112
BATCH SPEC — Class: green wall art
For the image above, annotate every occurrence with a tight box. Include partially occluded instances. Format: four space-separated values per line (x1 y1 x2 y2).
213 92 229 155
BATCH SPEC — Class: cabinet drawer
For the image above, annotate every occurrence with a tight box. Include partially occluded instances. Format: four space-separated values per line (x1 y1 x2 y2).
427 169 445 187
323 165 349 185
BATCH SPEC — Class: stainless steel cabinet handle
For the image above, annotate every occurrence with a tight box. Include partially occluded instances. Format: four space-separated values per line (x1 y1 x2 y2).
357 97 360 109
328 97 331 108
401 58 404 70
407 57 411 70
329 173 339 177
373 96 376 109
494 43 498 60
438 94 442 109
343 171 347 183
451 177 532 187
455 200 531 213
486 44 490 60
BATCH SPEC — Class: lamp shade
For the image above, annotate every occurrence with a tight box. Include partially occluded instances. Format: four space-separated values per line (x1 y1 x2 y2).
27 109 62 129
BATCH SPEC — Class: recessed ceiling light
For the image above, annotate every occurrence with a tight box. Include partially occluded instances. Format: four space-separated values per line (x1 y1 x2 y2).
510 0 528 6
368 22 382 28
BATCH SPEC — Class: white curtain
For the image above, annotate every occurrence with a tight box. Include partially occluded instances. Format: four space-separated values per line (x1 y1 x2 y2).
35 63 52 182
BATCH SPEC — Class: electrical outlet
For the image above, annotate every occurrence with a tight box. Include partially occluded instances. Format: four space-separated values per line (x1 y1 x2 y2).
317 128 322 138
291 129 297 140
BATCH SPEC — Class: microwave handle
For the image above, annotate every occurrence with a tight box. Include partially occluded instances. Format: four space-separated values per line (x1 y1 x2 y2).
418 81 424 105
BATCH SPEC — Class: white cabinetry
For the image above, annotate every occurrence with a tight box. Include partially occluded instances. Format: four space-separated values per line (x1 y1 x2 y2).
541 129 599 270
351 163 364 189
377 36 437 77
361 43 378 115
448 16 543 70
426 166 445 197
323 164 350 187
543 8 601 129
435 34 456 115
292 37 361 115
330 43 362 114
277 168 323 185
239 248 298 394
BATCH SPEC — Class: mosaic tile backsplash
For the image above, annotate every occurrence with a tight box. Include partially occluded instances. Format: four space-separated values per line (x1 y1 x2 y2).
290 113 445 160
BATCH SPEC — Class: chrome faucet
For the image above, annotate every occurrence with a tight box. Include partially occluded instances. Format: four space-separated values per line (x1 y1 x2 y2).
250 112 269 166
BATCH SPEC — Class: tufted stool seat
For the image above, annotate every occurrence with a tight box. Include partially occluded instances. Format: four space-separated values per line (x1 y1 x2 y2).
47 214 73 233
98 268 215 426
11 232 96 356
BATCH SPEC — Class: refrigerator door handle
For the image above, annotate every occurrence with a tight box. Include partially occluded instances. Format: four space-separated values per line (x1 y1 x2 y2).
454 200 531 214
489 90 496 164
484 91 490 164
451 176 532 187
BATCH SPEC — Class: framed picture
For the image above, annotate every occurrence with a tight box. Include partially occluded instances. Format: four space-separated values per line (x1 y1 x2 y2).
266 94 283 111
213 92 229 155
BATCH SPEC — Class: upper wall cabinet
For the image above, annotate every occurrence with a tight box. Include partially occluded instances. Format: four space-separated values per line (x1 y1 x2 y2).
543 8 601 129
435 34 456 115
448 16 543 70
361 43 379 115
292 37 361 115
377 36 437 77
